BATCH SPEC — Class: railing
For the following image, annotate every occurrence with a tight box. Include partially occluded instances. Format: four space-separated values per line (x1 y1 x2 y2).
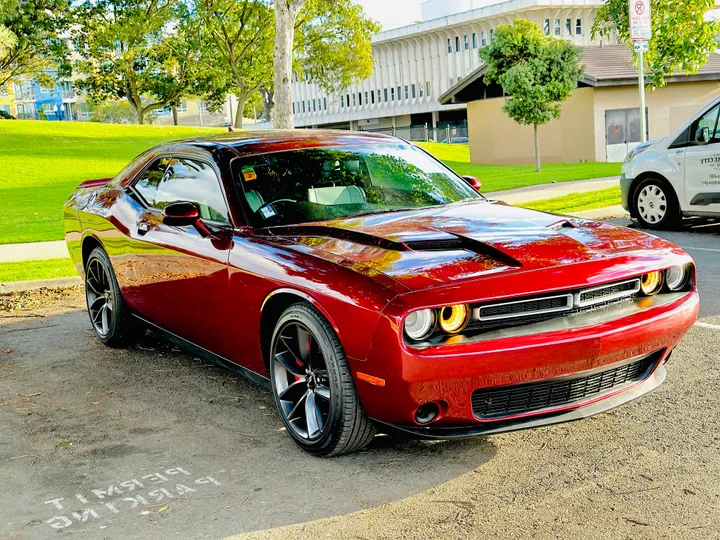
360 124 469 143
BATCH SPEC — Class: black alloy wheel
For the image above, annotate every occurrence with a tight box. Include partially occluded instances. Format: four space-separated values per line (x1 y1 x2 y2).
269 303 376 456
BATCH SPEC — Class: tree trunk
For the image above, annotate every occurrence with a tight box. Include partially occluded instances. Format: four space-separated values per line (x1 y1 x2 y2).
533 123 541 172
273 0 308 129
234 90 247 129
137 109 145 125
261 87 274 122
172 106 178 126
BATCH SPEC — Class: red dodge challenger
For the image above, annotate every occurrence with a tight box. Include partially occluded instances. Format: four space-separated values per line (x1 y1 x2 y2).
64 131 699 456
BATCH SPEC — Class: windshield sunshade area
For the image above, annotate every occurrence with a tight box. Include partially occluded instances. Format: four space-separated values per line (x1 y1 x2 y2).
232 143 481 227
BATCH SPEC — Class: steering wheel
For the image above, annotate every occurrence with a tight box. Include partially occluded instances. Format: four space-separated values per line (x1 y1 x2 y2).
255 198 297 215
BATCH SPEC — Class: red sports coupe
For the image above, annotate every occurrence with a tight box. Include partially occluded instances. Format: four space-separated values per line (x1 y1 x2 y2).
64 131 699 456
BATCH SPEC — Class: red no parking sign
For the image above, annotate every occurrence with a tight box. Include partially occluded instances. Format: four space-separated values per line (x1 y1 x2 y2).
630 0 652 40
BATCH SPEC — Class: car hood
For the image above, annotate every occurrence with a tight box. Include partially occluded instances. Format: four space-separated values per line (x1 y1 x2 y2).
269 201 672 291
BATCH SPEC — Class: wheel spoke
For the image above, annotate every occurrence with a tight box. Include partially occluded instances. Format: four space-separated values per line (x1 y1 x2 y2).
287 390 310 420
315 385 331 401
296 325 311 365
275 350 305 377
101 305 110 334
305 391 323 438
278 378 307 401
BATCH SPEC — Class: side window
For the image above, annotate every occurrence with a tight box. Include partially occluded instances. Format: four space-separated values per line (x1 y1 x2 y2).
133 158 170 205
154 158 230 224
691 104 720 143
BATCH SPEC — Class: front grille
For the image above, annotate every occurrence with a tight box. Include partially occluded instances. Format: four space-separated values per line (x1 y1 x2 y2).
577 279 640 308
478 294 572 321
471 352 659 419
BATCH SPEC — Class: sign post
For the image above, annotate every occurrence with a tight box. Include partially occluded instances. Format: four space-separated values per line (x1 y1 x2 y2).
630 0 651 142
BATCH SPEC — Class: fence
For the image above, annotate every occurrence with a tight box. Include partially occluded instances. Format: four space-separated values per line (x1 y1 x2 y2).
359 123 468 143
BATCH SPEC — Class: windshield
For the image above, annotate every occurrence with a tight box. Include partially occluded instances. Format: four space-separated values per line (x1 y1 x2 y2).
233 143 481 227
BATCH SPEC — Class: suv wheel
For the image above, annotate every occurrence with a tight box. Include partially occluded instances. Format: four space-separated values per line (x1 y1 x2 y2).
633 177 681 230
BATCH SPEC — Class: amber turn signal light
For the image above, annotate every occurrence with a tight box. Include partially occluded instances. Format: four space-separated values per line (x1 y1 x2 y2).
438 304 469 334
640 271 663 296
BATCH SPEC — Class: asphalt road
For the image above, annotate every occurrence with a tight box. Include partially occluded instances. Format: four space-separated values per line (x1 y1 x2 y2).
0 218 718 540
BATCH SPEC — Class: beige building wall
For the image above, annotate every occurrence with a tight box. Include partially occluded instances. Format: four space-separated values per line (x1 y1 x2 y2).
590 81 720 161
467 87 596 165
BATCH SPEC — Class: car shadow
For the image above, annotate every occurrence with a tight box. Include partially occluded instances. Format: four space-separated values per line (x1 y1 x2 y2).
0 308 497 539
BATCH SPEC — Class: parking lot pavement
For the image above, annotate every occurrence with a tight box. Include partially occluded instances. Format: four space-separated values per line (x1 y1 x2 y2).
1 220 718 540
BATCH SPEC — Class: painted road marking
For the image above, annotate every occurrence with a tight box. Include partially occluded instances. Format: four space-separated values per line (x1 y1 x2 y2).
680 246 720 254
695 321 720 330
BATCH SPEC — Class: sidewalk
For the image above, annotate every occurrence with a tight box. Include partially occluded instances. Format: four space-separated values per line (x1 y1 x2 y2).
484 176 619 205
0 177 623 264
0 240 68 263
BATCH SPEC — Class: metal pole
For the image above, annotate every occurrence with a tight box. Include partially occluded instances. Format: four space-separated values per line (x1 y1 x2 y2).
638 50 647 143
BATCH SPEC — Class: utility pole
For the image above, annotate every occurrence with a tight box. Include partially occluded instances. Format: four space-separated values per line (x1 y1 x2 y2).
629 0 651 142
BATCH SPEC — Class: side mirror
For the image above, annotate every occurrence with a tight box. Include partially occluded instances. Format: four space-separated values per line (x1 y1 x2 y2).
462 175 482 192
695 126 711 145
162 201 200 227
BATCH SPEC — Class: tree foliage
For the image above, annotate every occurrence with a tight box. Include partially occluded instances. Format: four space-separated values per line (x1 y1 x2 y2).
0 0 69 87
480 19 584 171
189 0 274 128
593 0 719 89
72 0 215 124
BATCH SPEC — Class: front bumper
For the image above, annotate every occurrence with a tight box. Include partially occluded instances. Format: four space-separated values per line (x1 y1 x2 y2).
620 172 632 211
351 290 698 432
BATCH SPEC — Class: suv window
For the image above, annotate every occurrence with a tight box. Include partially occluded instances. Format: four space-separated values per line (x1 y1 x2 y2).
154 158 230 224
134 158 170 204
691 104 720 143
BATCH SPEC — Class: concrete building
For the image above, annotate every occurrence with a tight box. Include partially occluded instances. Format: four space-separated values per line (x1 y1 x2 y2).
291 0 617 137
439 46 720 164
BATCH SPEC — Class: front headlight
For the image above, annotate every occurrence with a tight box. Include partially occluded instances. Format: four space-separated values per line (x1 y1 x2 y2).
665 265 688 291
640 271 664 296
625 143 651 163
438 305 470 334
404 309 435 341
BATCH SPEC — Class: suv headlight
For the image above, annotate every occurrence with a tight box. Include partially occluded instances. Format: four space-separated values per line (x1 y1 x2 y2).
625 143 651 163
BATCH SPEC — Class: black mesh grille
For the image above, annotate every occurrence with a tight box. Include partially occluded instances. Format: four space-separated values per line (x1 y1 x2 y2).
471 353 659 419
579 281 637 304
479 296 569 319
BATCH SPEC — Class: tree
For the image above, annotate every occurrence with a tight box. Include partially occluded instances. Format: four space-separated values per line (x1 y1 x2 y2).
480 19 584 172
273 0 379 128
72 0 214 124
90 101 138 123
190 0 274 129
0 0 70 87
594 0 719 89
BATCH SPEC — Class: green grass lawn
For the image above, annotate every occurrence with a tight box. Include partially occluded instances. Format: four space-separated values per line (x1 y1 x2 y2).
0 122 620 246
416 142 621 192
0 258 77 283
0 120 224 245
519 187 622 214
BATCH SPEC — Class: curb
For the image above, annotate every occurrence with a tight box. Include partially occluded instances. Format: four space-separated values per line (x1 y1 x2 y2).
0 277 83 293
568 205 628 220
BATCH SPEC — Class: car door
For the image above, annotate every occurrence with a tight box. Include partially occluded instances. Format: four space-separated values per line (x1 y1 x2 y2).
683 102 720 212
126 154 234 351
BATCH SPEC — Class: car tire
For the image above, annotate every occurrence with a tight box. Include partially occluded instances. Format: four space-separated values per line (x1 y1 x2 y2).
84 246 142 348
632 177 681 230
269 302 376 457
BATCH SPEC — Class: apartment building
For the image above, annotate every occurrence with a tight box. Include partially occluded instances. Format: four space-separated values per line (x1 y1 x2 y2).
292 0 617 136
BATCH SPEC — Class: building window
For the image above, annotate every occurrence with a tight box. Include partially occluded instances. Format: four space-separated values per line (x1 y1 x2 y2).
576 19 583 35
340 96 344 108
292 103 295 115
426 82 430 97
313 99 316 112
352 93 356 106
176 100 187 112
490 29 494 42
302 101 306 113
472 32 478 48
455 36 460 52
404 85 409 99
447 39 452 53
364 91 368 105
358 92 362 105
371 90 375 104
80 103 91 117
411 84 416 98
543 19 550 36
391 87 395 101
481 31 487 46
384 88 388 102
40 85 51 94
307 100 311 112
554 18 561 36
565 18 572 35
324 97 327 110
419 83 424 98
397 86 401 100
346 94 350 107
464 34 469 50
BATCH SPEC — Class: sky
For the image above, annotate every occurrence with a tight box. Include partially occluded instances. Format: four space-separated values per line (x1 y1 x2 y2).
356 0 423 30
